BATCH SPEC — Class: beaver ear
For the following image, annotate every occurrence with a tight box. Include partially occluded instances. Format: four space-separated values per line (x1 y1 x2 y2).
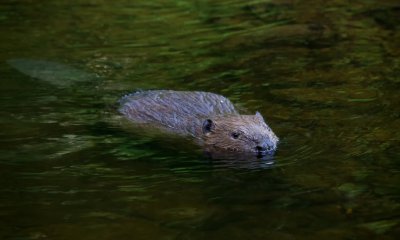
255 111 265 123
202 119 214 135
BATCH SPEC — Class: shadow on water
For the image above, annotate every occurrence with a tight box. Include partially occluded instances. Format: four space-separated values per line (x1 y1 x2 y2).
1 0 400 239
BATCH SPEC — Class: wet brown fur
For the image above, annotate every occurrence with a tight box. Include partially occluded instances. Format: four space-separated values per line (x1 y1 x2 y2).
119 90 278 154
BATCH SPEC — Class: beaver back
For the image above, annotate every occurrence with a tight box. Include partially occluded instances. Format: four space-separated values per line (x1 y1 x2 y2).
119 90 238 136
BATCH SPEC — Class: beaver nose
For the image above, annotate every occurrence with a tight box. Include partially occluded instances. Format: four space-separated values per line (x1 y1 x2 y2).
255 145 268 155
255 144 274 155
256 146 266 152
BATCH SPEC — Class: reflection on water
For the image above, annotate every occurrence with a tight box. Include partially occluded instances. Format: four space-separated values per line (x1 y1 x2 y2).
1 0 399 239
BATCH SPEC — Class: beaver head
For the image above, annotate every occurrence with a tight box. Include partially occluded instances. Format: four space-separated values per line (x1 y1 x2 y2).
201 112 279 156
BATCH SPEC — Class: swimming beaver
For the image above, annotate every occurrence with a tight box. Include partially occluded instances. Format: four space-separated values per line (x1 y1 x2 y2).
119 90 279 156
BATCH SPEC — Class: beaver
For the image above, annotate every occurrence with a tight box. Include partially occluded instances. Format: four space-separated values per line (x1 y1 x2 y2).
119 90 279 156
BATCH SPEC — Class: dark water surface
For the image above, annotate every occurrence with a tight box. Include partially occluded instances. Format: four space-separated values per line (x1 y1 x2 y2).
1 0 400 239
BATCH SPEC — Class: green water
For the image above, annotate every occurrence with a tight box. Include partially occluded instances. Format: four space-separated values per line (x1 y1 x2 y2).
1 0 400 239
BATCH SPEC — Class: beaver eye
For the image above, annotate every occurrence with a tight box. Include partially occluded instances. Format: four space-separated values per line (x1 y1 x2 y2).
231 132 240 139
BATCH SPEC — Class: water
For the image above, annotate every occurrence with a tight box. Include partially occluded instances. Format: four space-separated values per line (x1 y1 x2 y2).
1 0 399 239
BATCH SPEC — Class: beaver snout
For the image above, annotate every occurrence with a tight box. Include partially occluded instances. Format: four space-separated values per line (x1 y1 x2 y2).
255 144 275 156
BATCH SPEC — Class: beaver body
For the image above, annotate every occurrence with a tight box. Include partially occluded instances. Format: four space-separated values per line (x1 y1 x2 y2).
119 90 278 156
